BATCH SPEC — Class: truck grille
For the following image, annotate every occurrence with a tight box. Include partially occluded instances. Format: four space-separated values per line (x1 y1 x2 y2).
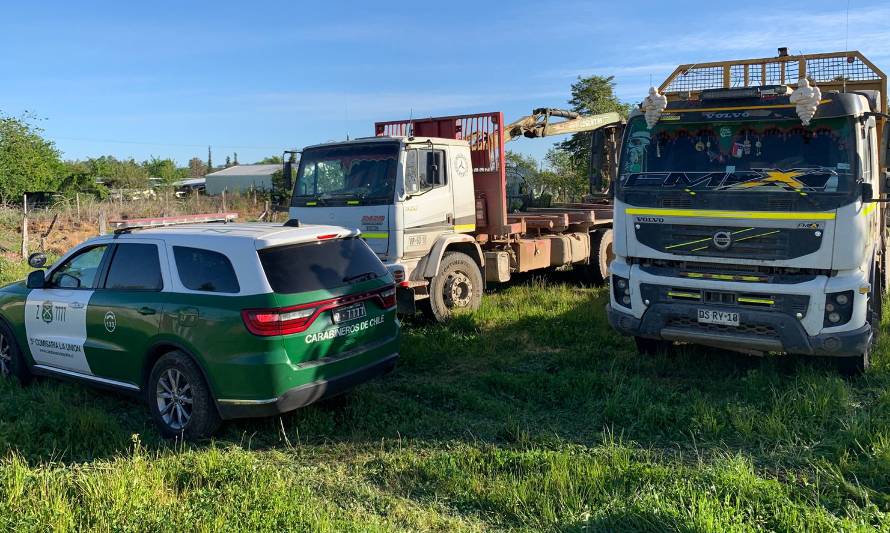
635 224 823 260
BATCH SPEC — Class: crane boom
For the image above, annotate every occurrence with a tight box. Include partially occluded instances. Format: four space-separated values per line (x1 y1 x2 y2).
504 108 623 142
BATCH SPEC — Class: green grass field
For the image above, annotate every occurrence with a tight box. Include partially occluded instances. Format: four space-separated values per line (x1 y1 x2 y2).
0 265 889 531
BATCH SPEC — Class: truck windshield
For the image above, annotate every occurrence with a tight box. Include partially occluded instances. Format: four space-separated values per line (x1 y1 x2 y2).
619 116 855 193
293 142 399 204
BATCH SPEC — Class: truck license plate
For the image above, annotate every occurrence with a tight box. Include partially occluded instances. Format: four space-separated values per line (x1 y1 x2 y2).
332 302 367 324
697 309 739 326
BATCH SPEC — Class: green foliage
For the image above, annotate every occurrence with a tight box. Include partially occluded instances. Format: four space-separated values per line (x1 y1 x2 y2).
0 112 62 202
543 148 588 201
255 155 283 164
558 76 633 190
0 277 888 529
143 156 186 188
82 156 151 190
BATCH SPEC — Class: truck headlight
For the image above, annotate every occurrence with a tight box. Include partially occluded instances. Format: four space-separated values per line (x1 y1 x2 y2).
823 290 853 327
612 275 631 309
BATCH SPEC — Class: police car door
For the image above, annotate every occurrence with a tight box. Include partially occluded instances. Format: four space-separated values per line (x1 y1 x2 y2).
85 240 169 386
25 243 111 376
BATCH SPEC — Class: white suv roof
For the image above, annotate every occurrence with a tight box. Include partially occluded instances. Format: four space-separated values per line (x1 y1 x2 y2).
106 223 360 249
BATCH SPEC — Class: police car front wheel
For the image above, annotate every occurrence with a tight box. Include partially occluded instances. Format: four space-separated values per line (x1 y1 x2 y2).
147 351 220 439
0 321 31 385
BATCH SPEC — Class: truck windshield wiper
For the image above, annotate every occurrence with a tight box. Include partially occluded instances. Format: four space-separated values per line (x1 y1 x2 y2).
343 271 378 283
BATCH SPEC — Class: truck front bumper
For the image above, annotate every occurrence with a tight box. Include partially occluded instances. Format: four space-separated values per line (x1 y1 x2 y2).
607 303 871 357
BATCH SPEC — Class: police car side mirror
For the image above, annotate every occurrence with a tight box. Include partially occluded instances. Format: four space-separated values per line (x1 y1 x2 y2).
27 252 46 268
26 270 45 289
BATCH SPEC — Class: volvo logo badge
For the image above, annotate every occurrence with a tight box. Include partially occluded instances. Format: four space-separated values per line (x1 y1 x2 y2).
712 231 732 250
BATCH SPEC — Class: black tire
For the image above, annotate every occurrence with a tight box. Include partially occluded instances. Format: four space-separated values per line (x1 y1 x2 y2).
836 349 869 376
582 229 613 285
426 251 483 322
147 351 220 439
0 320 32 385
634 336 674 356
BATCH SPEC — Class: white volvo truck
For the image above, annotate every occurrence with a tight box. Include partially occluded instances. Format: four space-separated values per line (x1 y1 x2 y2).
607 50 889 372
286 110 623 321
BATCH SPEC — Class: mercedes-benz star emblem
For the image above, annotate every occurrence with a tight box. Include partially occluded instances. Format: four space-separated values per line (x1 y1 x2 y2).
712 231 732 250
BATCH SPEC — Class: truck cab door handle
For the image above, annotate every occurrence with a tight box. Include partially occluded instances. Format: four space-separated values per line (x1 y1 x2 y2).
138 306 156 315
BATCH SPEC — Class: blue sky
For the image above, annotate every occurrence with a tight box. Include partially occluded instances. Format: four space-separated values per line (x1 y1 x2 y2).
3 0 890 166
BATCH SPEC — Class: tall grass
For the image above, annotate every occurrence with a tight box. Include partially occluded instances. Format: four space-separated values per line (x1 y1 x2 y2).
0 273 888 530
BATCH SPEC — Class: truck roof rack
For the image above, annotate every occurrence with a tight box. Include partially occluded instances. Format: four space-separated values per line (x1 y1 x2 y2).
111 212 238 234
660 50 887 105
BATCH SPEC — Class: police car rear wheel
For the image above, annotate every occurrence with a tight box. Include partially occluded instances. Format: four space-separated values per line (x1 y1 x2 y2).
148 351 220 439
0 321 31 384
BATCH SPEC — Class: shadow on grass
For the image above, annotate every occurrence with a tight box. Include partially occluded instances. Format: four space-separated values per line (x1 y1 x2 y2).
0 277 888 511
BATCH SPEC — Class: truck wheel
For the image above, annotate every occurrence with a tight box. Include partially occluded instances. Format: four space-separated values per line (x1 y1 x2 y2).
634 336 674 356
426 251 483 322
583 229 613 285
836 349 869 376
147 351 221 440
0 321 32 385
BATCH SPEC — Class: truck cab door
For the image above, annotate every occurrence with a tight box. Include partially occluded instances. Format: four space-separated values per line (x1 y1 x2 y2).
402 146 454 254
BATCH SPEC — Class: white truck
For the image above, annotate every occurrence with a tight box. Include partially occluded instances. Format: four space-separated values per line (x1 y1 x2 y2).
286 110 622 320
607 50 889 372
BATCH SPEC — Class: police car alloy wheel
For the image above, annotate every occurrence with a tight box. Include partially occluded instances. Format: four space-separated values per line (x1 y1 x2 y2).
0 332 11 378
0 321 30 384
147 351 220 439
156 368 194 431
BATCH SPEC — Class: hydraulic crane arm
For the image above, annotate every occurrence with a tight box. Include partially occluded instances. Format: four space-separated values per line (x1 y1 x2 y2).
504 108 623 142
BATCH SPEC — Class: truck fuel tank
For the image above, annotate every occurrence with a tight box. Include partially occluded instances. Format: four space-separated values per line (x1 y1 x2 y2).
544 232 590 266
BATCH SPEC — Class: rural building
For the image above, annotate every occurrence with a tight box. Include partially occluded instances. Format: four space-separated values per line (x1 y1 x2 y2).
204 164 280 195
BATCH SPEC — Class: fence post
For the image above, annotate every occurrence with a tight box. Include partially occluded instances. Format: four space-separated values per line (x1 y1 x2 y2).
21 194 28 260
98 210 107 235
222 189 227 213
76 193 81 219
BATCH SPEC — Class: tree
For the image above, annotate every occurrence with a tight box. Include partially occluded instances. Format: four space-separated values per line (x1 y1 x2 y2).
0 112 62 202
225 156 231 168
255 155 283 164
143 156 183 187
188 157 207 178
207 146 213 171
87 156 151 189
544 148 587 202
557 75 632 190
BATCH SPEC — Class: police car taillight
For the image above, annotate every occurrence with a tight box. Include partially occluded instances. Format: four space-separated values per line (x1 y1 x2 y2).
242 305 319 336
378 287 397 310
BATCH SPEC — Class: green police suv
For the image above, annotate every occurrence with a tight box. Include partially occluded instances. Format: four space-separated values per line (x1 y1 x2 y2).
0 222 399 438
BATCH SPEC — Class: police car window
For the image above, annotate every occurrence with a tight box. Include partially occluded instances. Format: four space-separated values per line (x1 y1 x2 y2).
173 247 240 294
104 243 163 291
258 237 388 294
50 245 108 289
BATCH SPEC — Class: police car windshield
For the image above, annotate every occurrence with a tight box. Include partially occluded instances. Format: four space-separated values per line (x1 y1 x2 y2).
258 237 389 294
618 116 855 193
292 142 398 204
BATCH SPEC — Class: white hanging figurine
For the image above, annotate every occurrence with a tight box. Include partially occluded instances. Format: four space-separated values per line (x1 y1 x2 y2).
790 78 821 126
642 87 668 129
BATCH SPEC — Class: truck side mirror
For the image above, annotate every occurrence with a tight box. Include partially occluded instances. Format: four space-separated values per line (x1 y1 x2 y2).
861 182 874 202
26 270 45 289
